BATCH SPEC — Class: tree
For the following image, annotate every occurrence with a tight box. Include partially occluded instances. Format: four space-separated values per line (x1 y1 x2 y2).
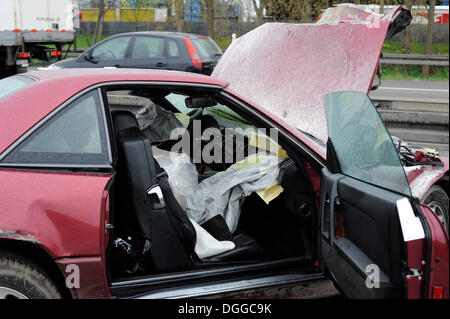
92 0 114 44
206 0 215 38
259 0 319 23
175 0 184 32
379 0 385 15
301 0 312 22
402 0 413 76
185 0 215 38
251 0 268 24
422 0 436 78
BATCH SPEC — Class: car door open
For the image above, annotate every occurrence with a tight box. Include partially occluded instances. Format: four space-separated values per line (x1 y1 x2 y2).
320 91 431 298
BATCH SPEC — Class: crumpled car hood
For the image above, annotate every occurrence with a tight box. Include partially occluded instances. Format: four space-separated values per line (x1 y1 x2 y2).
212 5 411 145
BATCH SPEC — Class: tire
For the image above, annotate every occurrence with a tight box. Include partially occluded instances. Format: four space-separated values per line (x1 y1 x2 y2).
16 64 28 74
0 251 61 299
422 185 449 234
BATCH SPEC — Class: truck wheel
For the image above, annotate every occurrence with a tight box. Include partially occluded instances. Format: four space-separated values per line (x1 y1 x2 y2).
16 64 28 74
0 251 61 299
422 185 449 234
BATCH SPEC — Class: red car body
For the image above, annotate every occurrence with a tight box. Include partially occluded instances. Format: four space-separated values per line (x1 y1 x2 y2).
0 69 228 299
0 5 448 299
0 68 448 299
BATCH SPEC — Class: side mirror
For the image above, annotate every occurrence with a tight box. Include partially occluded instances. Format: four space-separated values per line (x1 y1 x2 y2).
84 53 99 64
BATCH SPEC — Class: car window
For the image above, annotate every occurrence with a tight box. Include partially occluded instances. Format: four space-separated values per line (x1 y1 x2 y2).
166 93 190 114
0 75 35 101
324 91 411 197
191 37 223 59
131 36 165 59
166 93 251 128
2 90 110 166
167 39 180 58
91 36 131 61
204 102 250 127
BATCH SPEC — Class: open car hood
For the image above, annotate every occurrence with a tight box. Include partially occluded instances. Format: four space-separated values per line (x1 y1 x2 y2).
212 4 412 146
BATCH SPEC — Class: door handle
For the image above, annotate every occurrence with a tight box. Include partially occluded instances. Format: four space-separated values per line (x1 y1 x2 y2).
156 62 167 67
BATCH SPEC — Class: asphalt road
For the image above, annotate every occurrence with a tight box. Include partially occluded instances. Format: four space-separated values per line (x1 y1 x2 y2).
369 79 449 157
370 79 449 112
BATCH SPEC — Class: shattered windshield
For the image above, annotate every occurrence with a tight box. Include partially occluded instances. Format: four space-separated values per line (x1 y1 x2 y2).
324 91 412 197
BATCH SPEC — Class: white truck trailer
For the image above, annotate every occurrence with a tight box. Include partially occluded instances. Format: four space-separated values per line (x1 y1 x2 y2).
0 0 79 77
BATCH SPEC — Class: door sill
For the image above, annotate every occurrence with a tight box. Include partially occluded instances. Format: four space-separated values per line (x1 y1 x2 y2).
132 273 324 299
110 256 317 298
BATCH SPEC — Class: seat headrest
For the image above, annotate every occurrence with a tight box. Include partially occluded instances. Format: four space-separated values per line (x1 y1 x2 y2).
112 110 139 134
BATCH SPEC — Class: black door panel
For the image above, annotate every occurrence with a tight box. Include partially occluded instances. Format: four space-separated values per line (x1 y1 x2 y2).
322 239 401 298
320 168 406 298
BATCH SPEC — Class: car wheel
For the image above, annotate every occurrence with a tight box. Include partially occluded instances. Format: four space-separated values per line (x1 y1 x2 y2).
0 251 61 299
422 185 449 234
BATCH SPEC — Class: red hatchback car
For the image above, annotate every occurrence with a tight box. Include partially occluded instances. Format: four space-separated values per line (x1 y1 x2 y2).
0 5 448 299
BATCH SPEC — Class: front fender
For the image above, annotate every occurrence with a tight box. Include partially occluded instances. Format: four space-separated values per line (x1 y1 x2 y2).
405 157 449 200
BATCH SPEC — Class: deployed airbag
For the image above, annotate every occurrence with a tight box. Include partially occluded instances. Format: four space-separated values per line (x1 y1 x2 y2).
189 218 236 259
153 146 235 259
186 154 282 233
136 102 185 143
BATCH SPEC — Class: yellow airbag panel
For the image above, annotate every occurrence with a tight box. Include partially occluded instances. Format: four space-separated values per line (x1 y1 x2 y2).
256 183 284 204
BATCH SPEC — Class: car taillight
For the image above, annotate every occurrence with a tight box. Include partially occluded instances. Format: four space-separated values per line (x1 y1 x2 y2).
432 286 444 299
17 52 29 58
184 38 203 70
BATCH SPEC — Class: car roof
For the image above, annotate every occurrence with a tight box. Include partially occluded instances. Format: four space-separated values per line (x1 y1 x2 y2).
107 31 210 40
0 68 227 154
27 68 226 84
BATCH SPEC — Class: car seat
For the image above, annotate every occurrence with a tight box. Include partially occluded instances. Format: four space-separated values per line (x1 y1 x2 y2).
111 111 263 272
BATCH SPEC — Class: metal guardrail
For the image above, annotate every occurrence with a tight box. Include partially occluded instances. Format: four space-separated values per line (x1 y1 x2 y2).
61 51 449 66
31 51 450 70
381 54 449 66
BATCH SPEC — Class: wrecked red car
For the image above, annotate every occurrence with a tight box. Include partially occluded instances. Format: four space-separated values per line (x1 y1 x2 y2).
0 5 448 299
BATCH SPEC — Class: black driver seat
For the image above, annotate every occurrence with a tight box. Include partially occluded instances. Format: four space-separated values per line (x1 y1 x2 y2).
111 110 263 272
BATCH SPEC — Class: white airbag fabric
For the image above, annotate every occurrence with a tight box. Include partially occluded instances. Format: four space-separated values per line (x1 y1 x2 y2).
186 154 281 233
153 147 235 259
136 103 185 142
152 147 198 210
